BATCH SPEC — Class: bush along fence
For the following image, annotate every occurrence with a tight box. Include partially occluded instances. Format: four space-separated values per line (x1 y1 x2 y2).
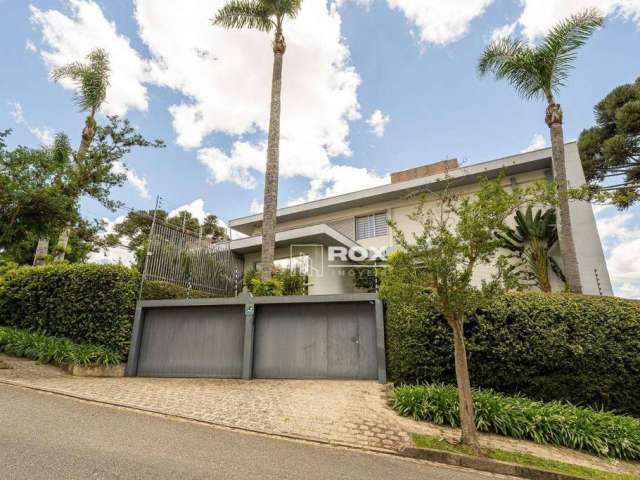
0 264 214 358
381 282 640 417
0 327 122 366
391 384 640 461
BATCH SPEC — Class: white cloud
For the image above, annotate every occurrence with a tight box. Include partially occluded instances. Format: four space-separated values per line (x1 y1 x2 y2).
31 0 387 204
367 110 391 137
505 1 639 42
169 198 207 223
594 205 640 299
9 101 54 145
250 199 263 215
521 133 548 153
385 0 494 45
490 22 517 43
30 0 149 116
112 161 150 199
136 0 383 199
87 215 136 266
25 40 37 52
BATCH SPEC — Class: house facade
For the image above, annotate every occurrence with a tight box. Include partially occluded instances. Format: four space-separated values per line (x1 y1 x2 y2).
228 143 613 296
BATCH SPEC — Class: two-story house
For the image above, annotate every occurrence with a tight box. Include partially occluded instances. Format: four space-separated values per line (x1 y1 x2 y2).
228 143 613 296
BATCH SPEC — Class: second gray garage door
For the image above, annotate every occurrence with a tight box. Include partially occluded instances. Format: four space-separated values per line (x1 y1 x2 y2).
253 302 378 379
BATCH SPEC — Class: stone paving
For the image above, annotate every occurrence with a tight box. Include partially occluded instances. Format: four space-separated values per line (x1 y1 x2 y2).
0 354 410 452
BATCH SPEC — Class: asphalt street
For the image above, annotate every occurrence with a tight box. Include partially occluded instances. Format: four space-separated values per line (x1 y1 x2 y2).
0 383 504 479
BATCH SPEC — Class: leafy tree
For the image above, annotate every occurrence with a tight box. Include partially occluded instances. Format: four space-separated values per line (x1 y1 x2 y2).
0 119 163 265
214 0 303 280
496 207 564 292
384 176 551 451
478 9 604 294
578 77 640 208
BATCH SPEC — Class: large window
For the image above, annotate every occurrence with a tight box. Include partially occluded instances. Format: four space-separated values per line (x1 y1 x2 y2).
355 212 388 240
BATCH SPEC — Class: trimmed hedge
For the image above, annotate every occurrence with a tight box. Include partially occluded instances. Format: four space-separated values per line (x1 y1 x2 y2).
0 326 122 366
381 284 640 416
141 280 213 300
0 264 137 356
392 384 640 460
0 265 219 357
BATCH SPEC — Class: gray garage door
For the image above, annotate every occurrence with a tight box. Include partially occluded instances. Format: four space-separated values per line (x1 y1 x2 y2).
136 305 245 377
253 302 378 379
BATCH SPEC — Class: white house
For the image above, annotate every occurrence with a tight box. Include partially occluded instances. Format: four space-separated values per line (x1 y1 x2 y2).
228 143 613 296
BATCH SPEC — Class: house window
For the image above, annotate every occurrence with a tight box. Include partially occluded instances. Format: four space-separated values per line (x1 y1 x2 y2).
356 212 388 240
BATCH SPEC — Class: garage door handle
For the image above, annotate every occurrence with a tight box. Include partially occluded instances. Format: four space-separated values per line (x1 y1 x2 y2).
351 336 359 344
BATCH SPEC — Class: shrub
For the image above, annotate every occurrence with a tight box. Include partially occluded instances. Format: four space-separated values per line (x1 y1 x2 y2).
381 278 640 416
0 327 122 366
391 384 640 460
0 264 137 356
245 268 306 296
141 280 213 300
250 276 284 296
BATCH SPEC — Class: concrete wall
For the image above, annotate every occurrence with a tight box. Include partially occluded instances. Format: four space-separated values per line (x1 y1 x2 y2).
562 143 613 295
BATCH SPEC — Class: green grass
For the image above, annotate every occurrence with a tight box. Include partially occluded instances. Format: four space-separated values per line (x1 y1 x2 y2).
0 327 122 367
412 434 637 480
392 384 640 460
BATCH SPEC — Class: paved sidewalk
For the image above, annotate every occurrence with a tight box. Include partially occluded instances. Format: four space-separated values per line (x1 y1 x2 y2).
0 354 410 451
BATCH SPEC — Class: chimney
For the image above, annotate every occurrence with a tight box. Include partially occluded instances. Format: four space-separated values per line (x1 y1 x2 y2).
390 159 459 184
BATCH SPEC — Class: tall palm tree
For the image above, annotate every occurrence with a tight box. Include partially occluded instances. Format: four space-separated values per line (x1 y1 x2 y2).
478 9 604 293
45 49 110 263
497 207 565 292
214 0 302 280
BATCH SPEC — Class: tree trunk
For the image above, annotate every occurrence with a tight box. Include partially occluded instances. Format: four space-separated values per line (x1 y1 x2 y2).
54 228 70 262
33 238 49 266
448 313 481 451
546 102 583 293
260 30 285 280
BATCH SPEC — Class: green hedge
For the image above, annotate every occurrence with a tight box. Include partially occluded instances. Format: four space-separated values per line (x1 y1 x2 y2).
0 326 122 366
0 264 138 356
392 384 640 460
381 283 640 416
141 280 213 300
0 265 219 357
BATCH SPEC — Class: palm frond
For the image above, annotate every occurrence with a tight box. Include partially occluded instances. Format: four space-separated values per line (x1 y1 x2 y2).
277 0 303 17
52 48 110 114
538 9 604 94
478 38 544 101
213 0 275 32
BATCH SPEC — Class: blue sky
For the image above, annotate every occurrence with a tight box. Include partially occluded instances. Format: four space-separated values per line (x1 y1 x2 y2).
1 0 639 297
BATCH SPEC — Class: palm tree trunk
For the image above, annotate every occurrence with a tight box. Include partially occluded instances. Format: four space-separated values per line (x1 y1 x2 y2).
260 29 285 280
448 313 481 452
546 101 583 293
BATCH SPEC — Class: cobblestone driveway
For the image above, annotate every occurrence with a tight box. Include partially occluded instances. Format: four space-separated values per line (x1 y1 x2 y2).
0 354 410 451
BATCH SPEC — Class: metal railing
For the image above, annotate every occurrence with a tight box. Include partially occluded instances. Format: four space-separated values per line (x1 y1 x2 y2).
142 219 243 297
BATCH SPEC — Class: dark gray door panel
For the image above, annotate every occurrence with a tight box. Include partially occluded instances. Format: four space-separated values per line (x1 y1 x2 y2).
136 305 244 377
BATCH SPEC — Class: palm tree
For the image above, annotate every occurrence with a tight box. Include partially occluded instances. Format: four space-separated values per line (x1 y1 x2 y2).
47 49 110 262
478 9 604 293
497 207 565 292
214 0 302 280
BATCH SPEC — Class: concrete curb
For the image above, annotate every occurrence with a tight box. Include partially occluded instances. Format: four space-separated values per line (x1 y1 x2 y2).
400 446 588 480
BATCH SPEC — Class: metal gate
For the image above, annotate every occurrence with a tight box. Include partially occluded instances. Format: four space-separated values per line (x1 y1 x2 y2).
126 295 386 383
253 303 378 379
135 305 245 377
